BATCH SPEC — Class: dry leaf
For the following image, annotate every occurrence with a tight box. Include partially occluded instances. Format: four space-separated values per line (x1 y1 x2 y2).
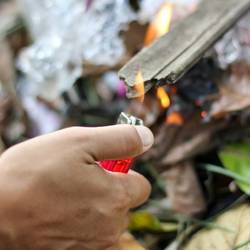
0 95 12 133
210 63 250 117
145 113 225 168
182 204 250 250
210 88 250 117
0 41 15 86
162 161 206 216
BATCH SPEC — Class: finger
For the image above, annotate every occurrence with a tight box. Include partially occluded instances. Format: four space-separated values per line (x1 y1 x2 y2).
116 170 151 208
81 125 154 161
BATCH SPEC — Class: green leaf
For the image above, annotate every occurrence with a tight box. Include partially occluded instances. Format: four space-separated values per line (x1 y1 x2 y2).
204 164 250 186
219 143 250 195
129 211 178 233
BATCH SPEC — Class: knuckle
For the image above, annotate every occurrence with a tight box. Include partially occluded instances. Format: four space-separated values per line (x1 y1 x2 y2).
113 193 130 212
95 222 120 248
95 206 112 224
102 229 120 248
62 127 94 160
112 183 131 212
119 132 142 156
100 236 117 249
129 126 145 154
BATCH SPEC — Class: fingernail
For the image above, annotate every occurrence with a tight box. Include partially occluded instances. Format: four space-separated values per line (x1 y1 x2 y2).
135 126 154 152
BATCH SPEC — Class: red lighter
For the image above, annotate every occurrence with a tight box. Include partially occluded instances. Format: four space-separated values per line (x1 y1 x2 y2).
99 112 143 174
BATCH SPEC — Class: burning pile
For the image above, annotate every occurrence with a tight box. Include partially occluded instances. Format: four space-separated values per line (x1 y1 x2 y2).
125 0 250 217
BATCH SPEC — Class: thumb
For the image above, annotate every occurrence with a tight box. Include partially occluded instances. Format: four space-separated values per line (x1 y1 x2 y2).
82 125 154 161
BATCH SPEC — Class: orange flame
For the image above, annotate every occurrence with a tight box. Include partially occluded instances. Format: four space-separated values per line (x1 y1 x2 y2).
201 111 208 119
157 87 170 108
166 111 184 126
144 2 173 46
134 71 145 102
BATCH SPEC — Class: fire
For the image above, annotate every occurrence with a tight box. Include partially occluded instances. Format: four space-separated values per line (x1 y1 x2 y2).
201 111 208 119
144 2 173 46
157 87 170 108
166 111 184 126
134 71 145 102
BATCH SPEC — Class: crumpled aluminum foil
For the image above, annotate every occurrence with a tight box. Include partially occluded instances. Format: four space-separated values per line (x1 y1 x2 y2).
215 12 250 69
18 0 137 99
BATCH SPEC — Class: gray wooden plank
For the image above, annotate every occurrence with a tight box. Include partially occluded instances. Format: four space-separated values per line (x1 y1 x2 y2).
119 0 250 98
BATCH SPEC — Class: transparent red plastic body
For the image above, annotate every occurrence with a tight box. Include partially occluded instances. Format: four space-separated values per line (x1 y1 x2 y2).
100 158 134 173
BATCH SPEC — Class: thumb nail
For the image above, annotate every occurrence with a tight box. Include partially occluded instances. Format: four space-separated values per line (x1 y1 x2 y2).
135 126 154 152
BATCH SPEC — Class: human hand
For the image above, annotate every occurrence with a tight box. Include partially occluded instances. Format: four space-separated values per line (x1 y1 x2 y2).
0 125 154 250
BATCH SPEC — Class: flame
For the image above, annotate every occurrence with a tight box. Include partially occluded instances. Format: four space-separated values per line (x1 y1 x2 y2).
166 111 184 126
144 2 173 46
157 87 170 108
201 111 208 119
134 71 145 102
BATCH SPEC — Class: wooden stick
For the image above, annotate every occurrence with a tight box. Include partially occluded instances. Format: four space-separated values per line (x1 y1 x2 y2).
119 0 250 98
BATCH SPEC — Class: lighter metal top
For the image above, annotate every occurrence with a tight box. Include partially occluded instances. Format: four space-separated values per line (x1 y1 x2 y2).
117 112 143 126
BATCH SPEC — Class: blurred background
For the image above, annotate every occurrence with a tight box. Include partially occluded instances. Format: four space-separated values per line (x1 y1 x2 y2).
1 0 250 249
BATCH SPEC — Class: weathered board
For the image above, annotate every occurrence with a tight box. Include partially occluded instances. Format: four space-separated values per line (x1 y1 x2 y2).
119 0 250 98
